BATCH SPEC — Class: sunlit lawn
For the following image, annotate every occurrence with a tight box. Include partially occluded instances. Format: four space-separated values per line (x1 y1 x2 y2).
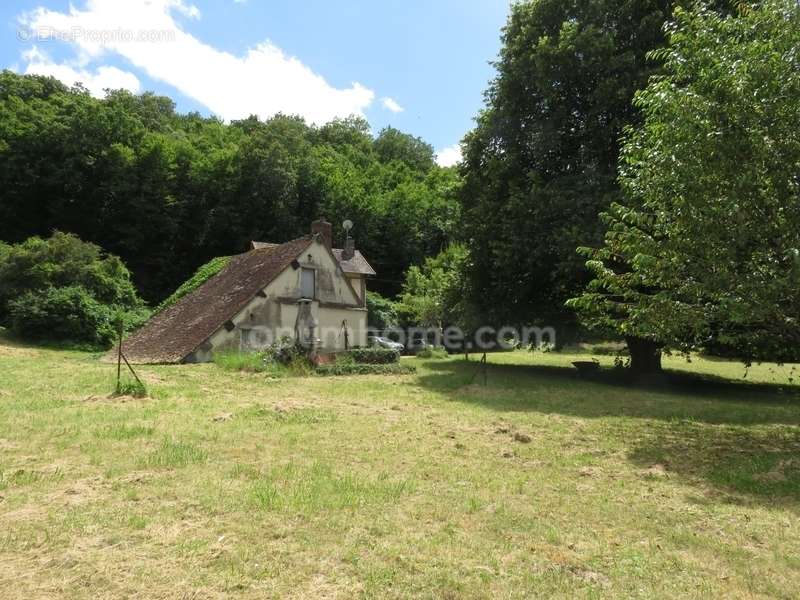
1 336 799 598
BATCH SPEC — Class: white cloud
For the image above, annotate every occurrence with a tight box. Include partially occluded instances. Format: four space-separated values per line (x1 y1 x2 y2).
171 0 201 19
381 97 403 113
435 144 462 167
18 0 375 124
23 46 140 97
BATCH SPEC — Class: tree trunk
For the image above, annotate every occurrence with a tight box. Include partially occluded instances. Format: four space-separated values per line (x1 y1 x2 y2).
625 336 662 375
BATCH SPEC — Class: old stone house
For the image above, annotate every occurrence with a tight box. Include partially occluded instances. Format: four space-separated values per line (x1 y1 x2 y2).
122 219 374 363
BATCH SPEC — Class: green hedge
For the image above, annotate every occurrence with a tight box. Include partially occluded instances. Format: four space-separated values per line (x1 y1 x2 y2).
347 347 401 364
316 363 415 376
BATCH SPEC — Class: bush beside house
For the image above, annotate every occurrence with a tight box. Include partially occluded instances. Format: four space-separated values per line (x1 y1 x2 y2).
0 232 147 347
213 342 414 377
315 363 416 376
316 346 414 375
347 347 401 364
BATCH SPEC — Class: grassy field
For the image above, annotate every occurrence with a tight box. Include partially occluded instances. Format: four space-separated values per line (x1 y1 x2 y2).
1 337 800 598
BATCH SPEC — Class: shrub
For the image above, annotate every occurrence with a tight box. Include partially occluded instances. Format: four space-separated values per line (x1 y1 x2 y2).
9 286 121 347
114 378 147 398
213 339 314 377
366 291 399 330
333 352 356 366
415 346 448 359
347 347 400 364
263 336 308 365
0 232 141 321
315 363 416 376
0 233 145 346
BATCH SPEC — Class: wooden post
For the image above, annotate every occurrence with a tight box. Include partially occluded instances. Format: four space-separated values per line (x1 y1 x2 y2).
121 352 145 388
115 317 144 393
116 320 123 392
468 351 489 386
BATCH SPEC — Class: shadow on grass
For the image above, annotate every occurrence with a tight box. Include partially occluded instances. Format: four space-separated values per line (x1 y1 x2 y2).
416 358 800 423
627 420 800 508
0 328 106 353
416 358 800 506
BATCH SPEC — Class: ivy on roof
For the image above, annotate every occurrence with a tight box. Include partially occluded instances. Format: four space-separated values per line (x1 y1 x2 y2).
155 256 231 313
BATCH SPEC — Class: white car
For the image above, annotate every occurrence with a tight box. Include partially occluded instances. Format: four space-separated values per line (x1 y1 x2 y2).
369 336 404 352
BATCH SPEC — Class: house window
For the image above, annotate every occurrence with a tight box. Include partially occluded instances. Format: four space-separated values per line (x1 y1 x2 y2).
300 267 315 299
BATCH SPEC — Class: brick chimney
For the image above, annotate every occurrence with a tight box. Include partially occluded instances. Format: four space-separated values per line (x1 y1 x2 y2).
311 218 332 249
342 237 356 261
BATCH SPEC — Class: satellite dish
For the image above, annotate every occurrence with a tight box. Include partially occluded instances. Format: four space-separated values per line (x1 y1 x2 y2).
342 219 354 232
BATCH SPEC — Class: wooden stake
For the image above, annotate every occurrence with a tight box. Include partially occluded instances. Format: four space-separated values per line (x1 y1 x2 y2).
115 318 143 392
120 351 144 387
116 320 123 392
467 352 489 386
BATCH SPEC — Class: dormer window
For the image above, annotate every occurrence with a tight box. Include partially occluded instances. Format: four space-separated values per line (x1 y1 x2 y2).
300 267 315 299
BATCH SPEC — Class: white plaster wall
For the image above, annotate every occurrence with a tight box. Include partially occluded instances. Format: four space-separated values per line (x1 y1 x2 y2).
269 239 360 304
189 238 367 360
315 305 368 348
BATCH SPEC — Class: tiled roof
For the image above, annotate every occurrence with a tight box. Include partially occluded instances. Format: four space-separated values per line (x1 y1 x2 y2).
249 241 279 250
122 237 313 363
331 248 376 276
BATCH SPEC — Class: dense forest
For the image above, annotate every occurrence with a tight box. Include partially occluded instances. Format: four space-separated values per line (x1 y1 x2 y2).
0 70 459 303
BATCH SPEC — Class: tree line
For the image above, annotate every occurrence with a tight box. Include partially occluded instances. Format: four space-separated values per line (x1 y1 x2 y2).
0 71 459 303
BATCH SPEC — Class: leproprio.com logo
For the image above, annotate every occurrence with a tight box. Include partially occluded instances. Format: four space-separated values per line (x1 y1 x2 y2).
17 26 176 44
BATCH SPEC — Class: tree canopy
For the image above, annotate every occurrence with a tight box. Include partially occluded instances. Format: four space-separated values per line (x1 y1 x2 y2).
398 244 471 330
568 0 800 366
459 0 680 333
0 72 459 303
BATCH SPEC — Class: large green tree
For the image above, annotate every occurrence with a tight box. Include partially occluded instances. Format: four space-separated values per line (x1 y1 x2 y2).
459 0 714 336
568 0 800 370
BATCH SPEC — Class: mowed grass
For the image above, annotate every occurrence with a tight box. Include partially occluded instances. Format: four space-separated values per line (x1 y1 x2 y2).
1 336 800 598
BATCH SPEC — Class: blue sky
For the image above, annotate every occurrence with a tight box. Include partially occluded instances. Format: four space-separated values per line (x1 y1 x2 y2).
1 0 509 165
